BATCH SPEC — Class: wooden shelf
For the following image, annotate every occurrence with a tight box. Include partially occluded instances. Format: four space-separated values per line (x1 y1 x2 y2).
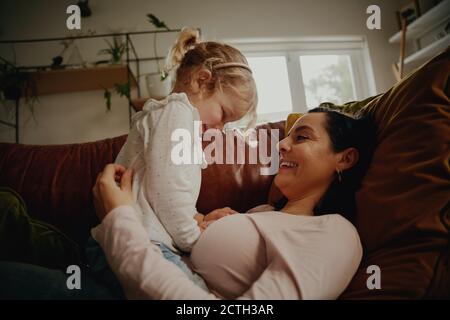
0 28 197 142
404 33 450 65
389 0 450 44
30 64 137 96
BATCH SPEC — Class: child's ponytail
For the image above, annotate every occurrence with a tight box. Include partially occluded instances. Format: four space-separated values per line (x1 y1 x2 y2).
165 27 200 77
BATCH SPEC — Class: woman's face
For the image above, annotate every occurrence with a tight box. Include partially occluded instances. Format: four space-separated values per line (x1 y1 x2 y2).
274 113 341 201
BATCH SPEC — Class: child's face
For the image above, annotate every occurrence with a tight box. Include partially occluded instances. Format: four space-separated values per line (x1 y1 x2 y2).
189 89 248 131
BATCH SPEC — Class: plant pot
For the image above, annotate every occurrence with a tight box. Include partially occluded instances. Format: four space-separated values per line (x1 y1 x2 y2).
110 57 123 65
145 73 172 99
3 85 21 100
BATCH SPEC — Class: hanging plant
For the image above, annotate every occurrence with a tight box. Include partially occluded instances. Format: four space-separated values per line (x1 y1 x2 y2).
0 56 38 108
102 81 131 112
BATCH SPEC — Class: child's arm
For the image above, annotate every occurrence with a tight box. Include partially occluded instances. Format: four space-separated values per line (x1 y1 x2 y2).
204 207 239 221
139 100 203 252
114 113 143 169
194 213 205 225
196 208 239 233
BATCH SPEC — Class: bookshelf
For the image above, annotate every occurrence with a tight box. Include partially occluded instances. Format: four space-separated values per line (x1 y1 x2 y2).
390 0 450 79
31 64 137 95
389 0 450 44
0 29 182 143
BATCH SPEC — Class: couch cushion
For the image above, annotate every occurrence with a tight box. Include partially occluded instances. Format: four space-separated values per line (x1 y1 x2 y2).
0 186 81 269
340 49 449 299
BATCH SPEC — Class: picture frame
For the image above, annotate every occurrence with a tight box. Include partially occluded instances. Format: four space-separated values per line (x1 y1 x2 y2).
396 0 422 30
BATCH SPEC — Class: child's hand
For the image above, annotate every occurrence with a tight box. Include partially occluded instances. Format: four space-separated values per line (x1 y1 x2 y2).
199 220 214 232
204 207 239 222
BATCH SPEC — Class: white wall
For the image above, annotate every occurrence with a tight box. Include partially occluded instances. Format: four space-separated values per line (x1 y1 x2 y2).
0 0 404 145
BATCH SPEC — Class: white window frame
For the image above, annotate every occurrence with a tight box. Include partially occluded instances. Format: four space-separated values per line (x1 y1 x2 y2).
227 36 377 120
244 51 294 124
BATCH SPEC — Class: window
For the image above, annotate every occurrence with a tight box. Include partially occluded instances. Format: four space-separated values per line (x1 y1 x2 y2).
299 54 356 108
246 56 292 123
227 37 376 125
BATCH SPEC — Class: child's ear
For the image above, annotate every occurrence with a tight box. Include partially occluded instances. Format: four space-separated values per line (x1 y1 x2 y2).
190 68 212 94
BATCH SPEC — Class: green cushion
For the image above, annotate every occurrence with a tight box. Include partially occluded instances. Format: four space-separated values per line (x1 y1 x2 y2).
318 94 382 115
0 186 81 270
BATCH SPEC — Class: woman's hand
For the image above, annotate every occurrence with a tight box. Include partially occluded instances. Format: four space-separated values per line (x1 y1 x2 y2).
204 207 239 222
92 163 134 222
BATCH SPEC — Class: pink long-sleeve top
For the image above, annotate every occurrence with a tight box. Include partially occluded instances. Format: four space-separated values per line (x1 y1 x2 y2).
92 205 362 300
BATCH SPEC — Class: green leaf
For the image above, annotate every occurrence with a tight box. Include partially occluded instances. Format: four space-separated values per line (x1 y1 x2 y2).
98 38 126 62
147 13 169 30
103 88 112 111
160 71 168 81
114 82 130 99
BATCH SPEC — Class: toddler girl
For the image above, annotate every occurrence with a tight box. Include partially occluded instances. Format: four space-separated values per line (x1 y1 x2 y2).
87 27 258 294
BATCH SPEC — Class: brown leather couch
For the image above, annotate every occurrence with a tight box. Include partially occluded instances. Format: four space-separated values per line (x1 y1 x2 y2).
0 49 448 299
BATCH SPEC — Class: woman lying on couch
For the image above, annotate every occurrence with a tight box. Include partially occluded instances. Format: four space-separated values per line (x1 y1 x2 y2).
0 108 376 299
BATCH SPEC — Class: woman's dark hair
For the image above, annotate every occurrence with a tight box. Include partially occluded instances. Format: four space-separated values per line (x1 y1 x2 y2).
274 107 377 222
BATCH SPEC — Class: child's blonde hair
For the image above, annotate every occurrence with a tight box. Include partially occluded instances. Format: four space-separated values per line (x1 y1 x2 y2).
165 27 258 129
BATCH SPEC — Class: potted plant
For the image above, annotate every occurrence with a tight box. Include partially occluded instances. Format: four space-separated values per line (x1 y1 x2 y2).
145 14 172 98
98 36 126 65
0 56 37 103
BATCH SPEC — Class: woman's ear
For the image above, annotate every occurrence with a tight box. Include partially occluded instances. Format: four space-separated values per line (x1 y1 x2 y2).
190 68 212 94
337 147 359 171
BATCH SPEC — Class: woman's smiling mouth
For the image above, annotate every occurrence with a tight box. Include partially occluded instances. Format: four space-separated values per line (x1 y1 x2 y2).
279 160 299 169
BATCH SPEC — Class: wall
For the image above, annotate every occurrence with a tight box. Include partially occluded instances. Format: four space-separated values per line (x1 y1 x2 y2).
0 0 404 144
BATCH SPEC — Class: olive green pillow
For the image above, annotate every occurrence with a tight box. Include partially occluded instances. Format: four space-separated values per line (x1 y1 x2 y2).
0 186 81 270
